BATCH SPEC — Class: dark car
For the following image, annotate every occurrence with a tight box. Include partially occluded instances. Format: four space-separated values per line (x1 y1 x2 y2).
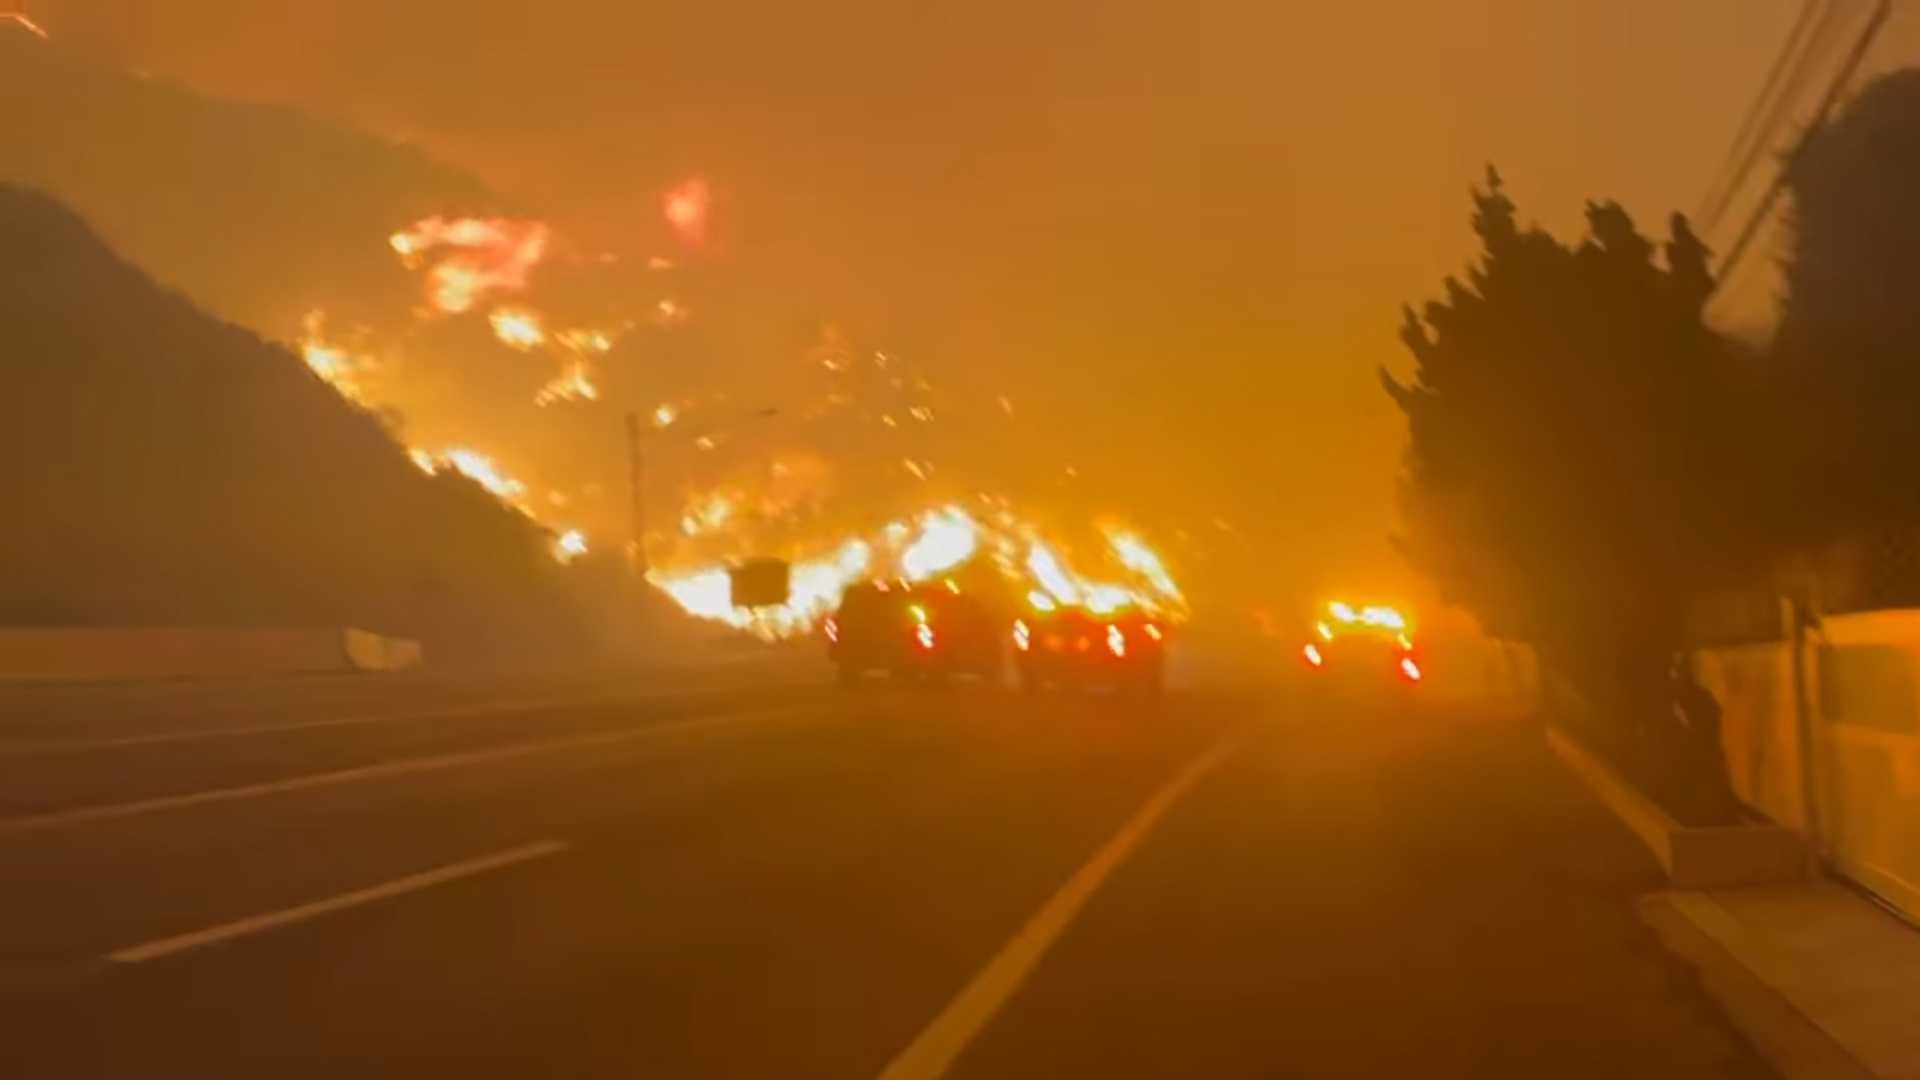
1300 601 1423 685
824 581 1003 685
1013 601 1168 694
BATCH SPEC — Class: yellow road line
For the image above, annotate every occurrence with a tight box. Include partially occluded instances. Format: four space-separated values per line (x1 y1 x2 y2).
877 732 1244 1080
108 840 571 963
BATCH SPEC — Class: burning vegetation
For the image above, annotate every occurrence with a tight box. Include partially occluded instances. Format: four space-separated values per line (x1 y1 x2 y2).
389 216 550 315
648 506 1187 641
254 182 1197 638
6 60 1195 646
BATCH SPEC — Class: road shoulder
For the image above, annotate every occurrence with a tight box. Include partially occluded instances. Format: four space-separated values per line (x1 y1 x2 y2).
1545 720 1920 1079
1641 885 1920 1080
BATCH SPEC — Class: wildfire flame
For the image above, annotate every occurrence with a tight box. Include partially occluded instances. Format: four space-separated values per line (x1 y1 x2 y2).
527 325 620 405
648 504 1186 640
299 215 1191 597
556 328 615 355
663 178 711 245
1025 541 1083 607
1107 529 1185 608
389 217 550 314
410 447 529 505
552 528 589 564
488 308 546 351
2 11 48 38
534 360 599 407
653 298 690 327
298 310 372 404
680 490 738 537
899 506 977 580
405 449 588 566
651 539 872 639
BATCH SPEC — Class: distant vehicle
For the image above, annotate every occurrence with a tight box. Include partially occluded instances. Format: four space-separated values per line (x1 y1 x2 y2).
1013 598 1168 694
1300 601 1422 685
824 580 1002 685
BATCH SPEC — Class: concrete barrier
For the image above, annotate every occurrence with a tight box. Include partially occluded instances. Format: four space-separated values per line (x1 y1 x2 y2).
0 627 424 683
1416 635 1539 708
342 628 425 672
1547 726 1806 889
1695 642 1810 832
1695 611 1920 922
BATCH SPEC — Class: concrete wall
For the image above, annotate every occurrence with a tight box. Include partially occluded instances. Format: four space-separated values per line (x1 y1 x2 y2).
1698 611 1920 919
1694 643 1808 832
0 627 423 683
1810 612 1920 919
1422 636 1539 707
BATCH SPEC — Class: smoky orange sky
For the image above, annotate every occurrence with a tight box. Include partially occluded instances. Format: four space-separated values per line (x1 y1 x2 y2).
22 1 1878 616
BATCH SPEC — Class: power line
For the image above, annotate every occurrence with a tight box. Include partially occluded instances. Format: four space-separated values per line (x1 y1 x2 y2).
1699 0 1823 224
1714 0 1893 288
1704 0 1850 235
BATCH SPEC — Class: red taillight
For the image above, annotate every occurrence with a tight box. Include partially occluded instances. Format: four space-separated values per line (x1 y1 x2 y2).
1303 643 1324 667
916 623 936 651
824 618 839 643
1399 656 1422 682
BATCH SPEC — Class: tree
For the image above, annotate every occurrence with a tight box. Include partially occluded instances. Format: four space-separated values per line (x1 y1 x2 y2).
1383 169 1752 815
1775 69 1920 547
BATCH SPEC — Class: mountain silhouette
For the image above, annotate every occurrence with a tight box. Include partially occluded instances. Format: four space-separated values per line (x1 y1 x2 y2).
0 184 582 647
0 30 503 341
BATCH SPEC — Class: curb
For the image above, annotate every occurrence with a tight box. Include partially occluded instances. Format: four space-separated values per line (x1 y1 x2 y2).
1640 892 1874 1080
1545 725 1803 888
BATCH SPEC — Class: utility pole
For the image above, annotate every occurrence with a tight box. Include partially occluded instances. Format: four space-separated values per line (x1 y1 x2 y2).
622 402 777 580
625 411 647 576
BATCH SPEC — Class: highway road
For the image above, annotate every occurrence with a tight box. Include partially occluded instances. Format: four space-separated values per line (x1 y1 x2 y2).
0 655 1774 1078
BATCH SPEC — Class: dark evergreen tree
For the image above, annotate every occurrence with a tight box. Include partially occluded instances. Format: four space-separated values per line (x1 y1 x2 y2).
1384 169 1753 812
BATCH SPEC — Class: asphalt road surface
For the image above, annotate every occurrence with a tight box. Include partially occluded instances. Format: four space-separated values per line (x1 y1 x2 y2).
0 656 1774 1078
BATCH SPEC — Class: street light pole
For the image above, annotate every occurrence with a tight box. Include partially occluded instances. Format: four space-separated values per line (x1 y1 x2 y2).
624 402 780 579
625 411 647 576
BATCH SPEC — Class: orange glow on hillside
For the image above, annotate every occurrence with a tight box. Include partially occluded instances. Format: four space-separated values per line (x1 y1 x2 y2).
389 216 550 314
663 178 711 244
488 307 546 350
297 310 372 404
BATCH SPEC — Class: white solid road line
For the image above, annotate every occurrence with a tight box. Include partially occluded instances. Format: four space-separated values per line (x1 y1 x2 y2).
108 840 571 964
0 706 817 837
0 697 606 756
0 686 802 757
875 732 1246 1080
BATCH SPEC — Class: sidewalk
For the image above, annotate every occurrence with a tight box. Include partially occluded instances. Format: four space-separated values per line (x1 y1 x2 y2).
1643 881 1920 1080
1545 718 1920 1078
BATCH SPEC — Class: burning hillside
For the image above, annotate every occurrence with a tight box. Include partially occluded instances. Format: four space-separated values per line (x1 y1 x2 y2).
3 37 1203 641
0 185 567 646
258 181 1197 641
649 505 1187 641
